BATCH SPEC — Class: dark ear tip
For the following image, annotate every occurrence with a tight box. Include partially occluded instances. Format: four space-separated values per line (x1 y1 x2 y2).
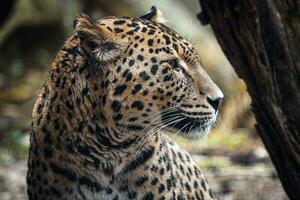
150 6 157 13
139 5 158 20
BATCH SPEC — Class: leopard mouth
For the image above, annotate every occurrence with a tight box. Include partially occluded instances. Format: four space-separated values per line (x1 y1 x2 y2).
161 109 215 138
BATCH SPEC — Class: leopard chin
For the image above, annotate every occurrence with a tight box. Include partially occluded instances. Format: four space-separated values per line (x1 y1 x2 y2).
162 122 213 139
183 125 212 139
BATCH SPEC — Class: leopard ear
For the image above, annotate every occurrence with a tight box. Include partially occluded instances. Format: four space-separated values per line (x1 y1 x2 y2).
139 6 167 24
74 14 125 63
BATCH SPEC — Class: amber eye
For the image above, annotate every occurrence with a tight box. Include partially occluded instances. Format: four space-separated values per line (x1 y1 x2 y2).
169 59 182 72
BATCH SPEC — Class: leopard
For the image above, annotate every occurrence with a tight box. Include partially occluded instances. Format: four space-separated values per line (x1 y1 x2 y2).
27 6 224 200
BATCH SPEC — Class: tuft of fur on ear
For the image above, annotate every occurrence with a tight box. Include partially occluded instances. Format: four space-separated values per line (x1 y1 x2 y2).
74 14 125 63
74 14 107 41
139 6 167 24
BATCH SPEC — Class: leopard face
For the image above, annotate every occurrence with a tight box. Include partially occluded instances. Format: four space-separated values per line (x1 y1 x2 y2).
74 7 223 140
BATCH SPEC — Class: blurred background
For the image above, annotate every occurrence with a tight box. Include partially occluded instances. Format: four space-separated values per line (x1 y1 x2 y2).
0 0 288 199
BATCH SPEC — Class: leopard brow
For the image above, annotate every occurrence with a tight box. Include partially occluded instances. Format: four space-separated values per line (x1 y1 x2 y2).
160 57 180 64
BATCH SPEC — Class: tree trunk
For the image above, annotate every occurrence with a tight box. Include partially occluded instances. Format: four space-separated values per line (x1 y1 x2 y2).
197 0 300 199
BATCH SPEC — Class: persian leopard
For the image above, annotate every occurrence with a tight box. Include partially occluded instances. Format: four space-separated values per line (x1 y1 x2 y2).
27 6 224 200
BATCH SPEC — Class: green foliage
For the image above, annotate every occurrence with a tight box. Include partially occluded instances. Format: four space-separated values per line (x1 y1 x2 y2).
10 59 24 78
0 131 29 163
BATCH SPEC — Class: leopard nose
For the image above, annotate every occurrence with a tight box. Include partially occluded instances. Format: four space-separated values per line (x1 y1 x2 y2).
206 97 223 111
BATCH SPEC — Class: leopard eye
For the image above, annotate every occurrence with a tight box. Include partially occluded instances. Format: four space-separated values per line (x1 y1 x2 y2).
169 59 181 72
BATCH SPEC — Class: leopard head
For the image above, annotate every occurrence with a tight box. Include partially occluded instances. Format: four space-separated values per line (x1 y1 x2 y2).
73 7 223 139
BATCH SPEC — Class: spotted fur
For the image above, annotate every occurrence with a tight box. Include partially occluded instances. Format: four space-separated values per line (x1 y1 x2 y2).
27 7 223 200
